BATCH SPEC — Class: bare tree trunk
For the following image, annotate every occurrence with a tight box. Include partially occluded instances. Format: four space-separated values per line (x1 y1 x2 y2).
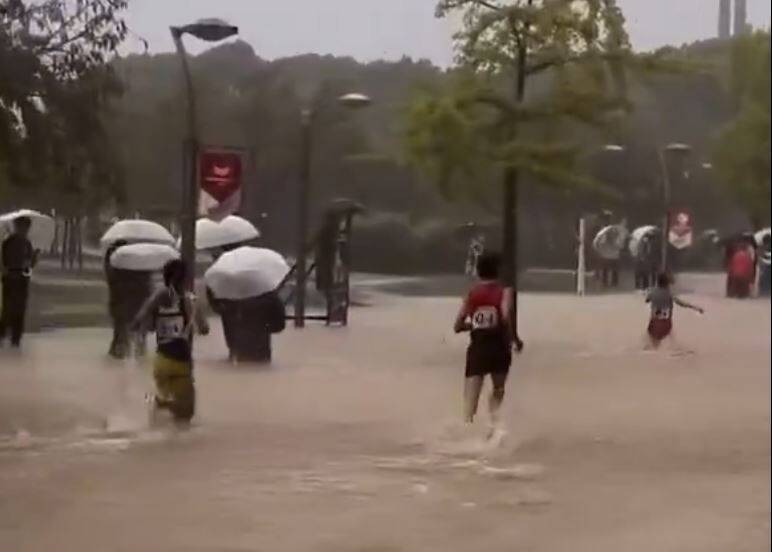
503 6 529 350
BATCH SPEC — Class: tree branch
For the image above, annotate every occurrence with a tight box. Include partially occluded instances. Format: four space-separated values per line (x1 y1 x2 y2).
475 0 503 10
526 51 626 76
40 25 94 54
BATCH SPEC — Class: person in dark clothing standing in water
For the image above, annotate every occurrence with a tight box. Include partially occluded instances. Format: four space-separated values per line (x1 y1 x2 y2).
207 279 286 364
131 259 208 424
207 244 241 362
104 240 153 359
1 216 38 347
454 252 514 431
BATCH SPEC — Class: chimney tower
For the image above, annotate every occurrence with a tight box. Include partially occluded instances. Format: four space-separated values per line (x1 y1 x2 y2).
718 0 731 39
734 0 748 36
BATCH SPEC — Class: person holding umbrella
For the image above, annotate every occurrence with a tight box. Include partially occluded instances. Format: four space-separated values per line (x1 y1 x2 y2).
0 216 39 347
208 242 242 360
189 215 261 360
104 241 178 359
629 227 661 290
131 259 209 423
104 240 152 359
207 290 285 363
758 233 771 297
205 247 287 363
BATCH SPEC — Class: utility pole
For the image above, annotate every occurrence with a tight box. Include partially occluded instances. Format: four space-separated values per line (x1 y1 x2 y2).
294 109 313 328
734 0 748 36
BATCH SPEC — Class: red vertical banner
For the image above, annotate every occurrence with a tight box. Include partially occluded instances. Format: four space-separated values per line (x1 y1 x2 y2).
198 147 244 221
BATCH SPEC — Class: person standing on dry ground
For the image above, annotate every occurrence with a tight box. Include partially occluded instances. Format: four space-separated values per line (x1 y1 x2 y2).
0 216 38 348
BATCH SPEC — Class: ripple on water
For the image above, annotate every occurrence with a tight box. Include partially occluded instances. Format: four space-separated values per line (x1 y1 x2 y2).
0 417 186 457
477 463 545 481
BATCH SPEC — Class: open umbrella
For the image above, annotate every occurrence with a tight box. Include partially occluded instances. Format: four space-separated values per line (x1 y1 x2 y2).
109 243 180 272
327 198 366 215
0 209 55 250
100 219 175 249
180 216 260 251
204 246 289 300
755 227 770 246
592 224 628 260
628 225 659 258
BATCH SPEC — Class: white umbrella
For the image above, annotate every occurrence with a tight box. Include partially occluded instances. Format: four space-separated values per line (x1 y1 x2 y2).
204 246 289 300
220 215 260 242
100 219 175 249
109 243 180 272
628 225 659 258
754 227 770 246
0 209 55 250
592 224 628 260
186 215 260 251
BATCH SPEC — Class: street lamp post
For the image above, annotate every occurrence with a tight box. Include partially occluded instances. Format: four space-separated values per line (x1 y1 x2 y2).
295 108 313 328
170 19 238 291
657 142 692 273
294 93 372 328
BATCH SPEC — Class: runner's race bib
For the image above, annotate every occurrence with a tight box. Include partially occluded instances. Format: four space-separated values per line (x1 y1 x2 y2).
156 311 185 342
654 308 672 320
472 306 499 330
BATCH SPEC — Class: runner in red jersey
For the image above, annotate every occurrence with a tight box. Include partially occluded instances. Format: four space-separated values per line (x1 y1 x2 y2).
454 252 514 426
645 273 704 349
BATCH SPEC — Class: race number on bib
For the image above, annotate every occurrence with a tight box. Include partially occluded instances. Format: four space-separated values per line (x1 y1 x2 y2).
654 308 672 320
472 306 499 330
157 314 185 341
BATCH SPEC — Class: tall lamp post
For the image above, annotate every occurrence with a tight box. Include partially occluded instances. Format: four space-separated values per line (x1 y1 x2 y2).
294 92 372 328
170 18 238 290
657 142 692 273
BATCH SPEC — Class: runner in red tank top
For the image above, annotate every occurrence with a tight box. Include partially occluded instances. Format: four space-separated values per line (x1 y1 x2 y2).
454 252 514 428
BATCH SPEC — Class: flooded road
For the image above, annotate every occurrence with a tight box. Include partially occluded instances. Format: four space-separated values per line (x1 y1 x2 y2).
1 286 769 551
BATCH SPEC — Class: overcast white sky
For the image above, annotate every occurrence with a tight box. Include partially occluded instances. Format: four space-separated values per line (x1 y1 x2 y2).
124 0 771 64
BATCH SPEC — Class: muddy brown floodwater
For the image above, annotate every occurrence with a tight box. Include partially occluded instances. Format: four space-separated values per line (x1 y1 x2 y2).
0 279 770 552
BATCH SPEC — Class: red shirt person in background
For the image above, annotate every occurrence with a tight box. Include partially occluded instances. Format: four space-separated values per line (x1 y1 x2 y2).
727 243 755 298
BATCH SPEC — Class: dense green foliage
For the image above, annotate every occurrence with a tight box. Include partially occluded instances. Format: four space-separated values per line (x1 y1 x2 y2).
1 0 128 211
2 1 768 271
406 0 632 196
714 31 771 226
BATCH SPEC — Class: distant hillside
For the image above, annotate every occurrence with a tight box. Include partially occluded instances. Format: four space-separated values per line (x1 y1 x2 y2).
100 37 753 270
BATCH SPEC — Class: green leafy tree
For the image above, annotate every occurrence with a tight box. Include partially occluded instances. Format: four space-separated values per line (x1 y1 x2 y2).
1 0 128 205
407 0 638 338
714 32 771 226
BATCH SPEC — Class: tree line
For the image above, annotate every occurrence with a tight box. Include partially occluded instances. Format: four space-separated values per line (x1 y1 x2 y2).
2 1 769 272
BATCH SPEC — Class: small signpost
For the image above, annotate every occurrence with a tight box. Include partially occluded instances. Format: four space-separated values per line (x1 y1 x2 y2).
279 200 362 327
326 216 353 325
